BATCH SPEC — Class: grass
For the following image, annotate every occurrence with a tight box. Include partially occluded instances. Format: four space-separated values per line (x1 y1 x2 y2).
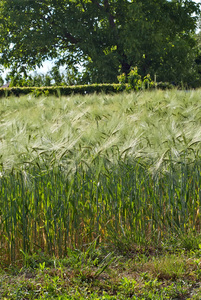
1 241 201 299
1 89 201 298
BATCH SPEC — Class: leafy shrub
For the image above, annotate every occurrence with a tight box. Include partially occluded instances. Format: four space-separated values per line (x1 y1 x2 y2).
118 66 154 91
143 74 154 89
127 67 143 91
117 67 177 91
156 82 174 90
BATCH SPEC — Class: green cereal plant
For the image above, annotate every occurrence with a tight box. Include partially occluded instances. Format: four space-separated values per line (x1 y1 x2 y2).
1 158 201 262
1 90 201 262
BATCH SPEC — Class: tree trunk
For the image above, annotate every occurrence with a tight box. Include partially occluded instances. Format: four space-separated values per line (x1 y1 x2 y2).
121 60 131 75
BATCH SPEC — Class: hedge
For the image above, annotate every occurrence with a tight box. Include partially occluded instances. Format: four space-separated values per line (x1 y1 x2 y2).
0 82 174 98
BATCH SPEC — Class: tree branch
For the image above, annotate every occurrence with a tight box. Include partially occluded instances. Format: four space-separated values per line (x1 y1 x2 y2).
63 31 79 45
104 0 115 28
91 0 102 10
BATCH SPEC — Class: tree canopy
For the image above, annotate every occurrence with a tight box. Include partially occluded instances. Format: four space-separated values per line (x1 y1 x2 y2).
0 0 200 85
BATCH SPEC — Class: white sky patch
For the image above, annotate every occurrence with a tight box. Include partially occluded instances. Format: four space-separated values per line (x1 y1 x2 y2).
29 60 55 75
1 60 67 81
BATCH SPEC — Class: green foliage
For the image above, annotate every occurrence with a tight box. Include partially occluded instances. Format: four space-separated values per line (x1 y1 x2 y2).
1 244 201 299
117 67 154 91
0 84 121 97
155 82 174 90
143 74 154 90
6 67 83 88
0 75 4 86
127 67 142 91
0 0 200 84
195 30 201 85
117 73 126 86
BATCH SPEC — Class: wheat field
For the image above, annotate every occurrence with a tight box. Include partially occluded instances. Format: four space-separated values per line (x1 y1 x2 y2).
1 89 201 262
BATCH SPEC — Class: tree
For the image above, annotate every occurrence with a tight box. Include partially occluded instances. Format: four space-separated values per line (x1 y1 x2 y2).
0 75 4 87
0 0 200 84
5 66 84 87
